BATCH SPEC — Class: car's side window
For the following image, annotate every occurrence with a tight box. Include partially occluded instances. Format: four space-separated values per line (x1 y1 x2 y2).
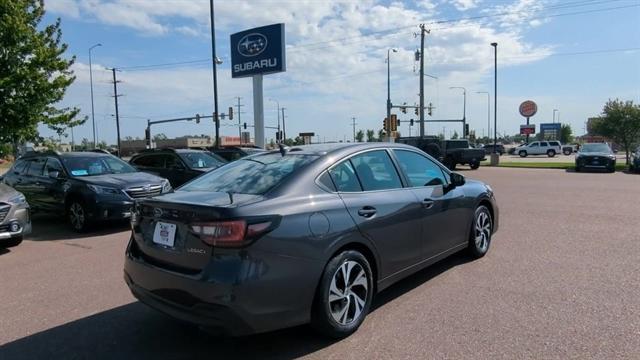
45 158 64 175
350 150 403 191
134 155 163 168
317 171 336 192
11 160 28 175
394 150 447 187
328 160 361 192
540 142 548 147
165 155 184 169
26 158 46 177
530 142 538 147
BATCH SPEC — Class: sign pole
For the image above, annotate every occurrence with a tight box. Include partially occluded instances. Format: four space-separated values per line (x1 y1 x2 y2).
526 116 530 144
253 74 265 148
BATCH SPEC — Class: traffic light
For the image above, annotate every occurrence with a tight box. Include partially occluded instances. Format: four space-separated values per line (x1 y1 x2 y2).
243 122 247 129
195 113 200 124
427 102 433 116
228 106 233 120
383 117 388 131
145 127 151 146
465 124 470 137
414 107 419 116
401 102 407 114
390 114 398 131
410 119 414 126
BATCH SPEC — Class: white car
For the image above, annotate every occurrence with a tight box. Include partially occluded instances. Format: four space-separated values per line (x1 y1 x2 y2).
516 141 561 157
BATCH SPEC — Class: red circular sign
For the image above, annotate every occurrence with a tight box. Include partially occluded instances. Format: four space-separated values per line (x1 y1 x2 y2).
519 100 538 117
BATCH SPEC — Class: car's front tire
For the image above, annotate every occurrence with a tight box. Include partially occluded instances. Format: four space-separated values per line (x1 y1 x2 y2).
519 151 527 158
469 161 480 170
468 206 492 258
67 200 90 232
563 149 572 155
311 250 374 338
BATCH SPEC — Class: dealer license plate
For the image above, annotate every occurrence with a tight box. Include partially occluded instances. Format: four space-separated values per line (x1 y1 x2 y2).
153 221 176 247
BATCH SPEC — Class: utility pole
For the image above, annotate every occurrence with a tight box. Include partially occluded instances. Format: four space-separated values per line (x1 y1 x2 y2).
386 48 397 142
209 0 220 148
419 24 429 138
281 107 287 142
491 42 498 165
110 68 122 157
89 43 101 148
235 97 243 143
351 117 357 142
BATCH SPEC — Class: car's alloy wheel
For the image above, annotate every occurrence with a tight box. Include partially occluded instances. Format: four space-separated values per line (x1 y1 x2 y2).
69 201 87 232
519 151 527 158
547 150 556 157
469 206 492 258
311 250 373 338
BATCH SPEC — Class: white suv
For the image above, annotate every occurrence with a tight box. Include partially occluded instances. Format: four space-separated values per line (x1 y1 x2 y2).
517 141 561 157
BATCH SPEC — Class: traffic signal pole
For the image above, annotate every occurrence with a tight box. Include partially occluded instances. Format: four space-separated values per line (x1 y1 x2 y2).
419 24 428 138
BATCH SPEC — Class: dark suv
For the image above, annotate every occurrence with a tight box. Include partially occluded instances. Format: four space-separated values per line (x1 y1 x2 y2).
209 146 265 162
130 149 227 187
2 151 170 231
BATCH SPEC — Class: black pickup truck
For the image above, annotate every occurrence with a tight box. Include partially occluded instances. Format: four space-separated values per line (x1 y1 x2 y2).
396 137 486 170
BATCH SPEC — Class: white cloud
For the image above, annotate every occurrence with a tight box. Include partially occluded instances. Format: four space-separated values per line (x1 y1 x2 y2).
45 0 81 17
450 0 480 11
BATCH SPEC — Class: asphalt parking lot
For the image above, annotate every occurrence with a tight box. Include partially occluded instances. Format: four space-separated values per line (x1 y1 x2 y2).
1 167 639 360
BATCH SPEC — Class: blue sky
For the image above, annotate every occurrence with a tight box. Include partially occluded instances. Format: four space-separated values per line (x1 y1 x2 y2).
40 0 640 145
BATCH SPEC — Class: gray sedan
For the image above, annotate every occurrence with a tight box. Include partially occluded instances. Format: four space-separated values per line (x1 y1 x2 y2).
124 143 499 338
0 183 31 248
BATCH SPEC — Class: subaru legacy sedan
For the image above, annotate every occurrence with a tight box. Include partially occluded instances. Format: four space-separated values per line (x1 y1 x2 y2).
124 143 499 338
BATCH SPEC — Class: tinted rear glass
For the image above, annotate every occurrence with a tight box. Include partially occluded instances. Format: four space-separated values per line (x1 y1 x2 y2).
581 143 611 153
63 156 137 176
446 140 469 149
180 152 225 169
180 153 318 195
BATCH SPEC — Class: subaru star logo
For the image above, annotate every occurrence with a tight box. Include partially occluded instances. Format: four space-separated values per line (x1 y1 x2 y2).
238 33 267 57
153 208 163 217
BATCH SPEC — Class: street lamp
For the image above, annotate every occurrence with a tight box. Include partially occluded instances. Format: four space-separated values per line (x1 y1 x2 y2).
553 109 559 124
269 98 280 143
491 42 498 161
209 0 220 148
476 91 490 142
449 86 466 138
89 43 102 148
386 48 397 142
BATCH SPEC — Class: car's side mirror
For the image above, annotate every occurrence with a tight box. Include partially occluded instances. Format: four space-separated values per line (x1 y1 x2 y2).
450 172 465 187
48 170 60 179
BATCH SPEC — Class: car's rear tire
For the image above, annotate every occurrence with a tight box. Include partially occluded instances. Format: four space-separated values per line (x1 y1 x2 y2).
469 161 480 170
547 150 556 157
575 165 581 172
311 250 374 339
67 200 90 232
1 237 23 248
468 206 492 259
519 151 527 158
608 165 616 173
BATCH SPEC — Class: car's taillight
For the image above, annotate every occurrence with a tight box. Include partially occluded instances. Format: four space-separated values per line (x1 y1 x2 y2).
190 219 277 248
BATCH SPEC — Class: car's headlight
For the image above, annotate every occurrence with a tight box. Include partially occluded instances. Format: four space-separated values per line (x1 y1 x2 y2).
161 180 172 193
8 193 26 204
87 184 122 195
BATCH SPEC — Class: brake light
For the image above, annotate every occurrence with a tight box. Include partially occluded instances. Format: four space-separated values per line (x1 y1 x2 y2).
190 221 246 247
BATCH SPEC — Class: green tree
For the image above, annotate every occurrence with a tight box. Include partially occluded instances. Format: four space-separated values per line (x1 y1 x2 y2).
366 129 376 142
0 0 85 153
377 129 385 142
153 133 167 141
591 99 640 164
560 124 573 144
355 130 364 142
97 140 108 150
451 131 459 139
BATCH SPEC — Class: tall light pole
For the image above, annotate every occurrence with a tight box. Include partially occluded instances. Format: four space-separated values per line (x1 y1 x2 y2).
269 98 280 143
386 48 397 142
476 91 490 141
491 42 498 159
209 0 221 148
553 109 559 123
89 43 102 148
449 86 466 137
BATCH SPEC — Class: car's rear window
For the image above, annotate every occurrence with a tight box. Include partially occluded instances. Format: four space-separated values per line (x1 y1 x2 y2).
179 153 318 195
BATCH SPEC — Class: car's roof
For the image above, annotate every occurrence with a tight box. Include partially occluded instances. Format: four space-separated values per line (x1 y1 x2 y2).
262 142 419 157
21 151 110 159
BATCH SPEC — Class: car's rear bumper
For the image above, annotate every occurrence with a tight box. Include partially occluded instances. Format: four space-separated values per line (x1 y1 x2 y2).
123 236 323 336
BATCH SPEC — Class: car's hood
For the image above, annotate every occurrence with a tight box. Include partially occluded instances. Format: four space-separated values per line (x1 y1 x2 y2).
150 190 264 208
0 183 21 200
77 172 165 188
578 152 613 157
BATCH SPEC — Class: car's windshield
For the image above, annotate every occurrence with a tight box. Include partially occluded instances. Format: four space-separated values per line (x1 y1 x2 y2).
580 143 612 153
63 156 137 176
179 153 318 195
180 152 226 169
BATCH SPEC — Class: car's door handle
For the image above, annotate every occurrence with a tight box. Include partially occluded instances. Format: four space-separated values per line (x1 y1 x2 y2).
422 199 435 209
357 207 377 218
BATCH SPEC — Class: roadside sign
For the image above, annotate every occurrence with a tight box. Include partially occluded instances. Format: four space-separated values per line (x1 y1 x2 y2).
520 124 535 135
540 123 561 132
519 100 538 117
230 24 286 78
299 132 315 137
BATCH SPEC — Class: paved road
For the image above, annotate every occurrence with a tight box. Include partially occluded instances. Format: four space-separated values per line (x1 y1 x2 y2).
493 153 628 163
1 167 639 359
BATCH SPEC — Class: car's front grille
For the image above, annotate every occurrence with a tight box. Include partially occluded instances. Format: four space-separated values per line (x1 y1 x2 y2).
0 224 9 232
0 204 10 223
125 185 162 199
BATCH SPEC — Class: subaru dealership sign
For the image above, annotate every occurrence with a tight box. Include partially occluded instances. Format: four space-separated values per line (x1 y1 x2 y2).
230 23 286 78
